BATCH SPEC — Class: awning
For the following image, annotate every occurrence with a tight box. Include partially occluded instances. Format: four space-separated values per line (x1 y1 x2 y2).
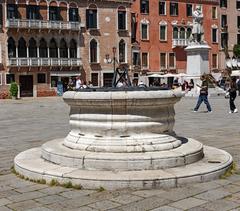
231 70 240 76
50 71 81 77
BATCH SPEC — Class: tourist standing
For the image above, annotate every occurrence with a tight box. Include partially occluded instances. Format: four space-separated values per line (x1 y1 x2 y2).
228 77 238 113
193 75 212 112
75 76 82 90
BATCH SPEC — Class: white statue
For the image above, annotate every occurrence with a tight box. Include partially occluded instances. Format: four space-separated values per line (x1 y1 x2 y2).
191 6 205 44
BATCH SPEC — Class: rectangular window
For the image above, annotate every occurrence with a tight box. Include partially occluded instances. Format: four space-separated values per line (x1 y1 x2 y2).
159 1 166 15
7 4 18 19
169 53 175 68
142 52 148 68
0 5 3 27
160 53 166 69
37 73 46 83
238 16 240 28
237 0 240 10
160 25 166 41
133 52 140 66
186 4 192 17
212 54 218 69
86 9 97 29
220 0 227 8
221 15 227 28
103 73 114 87
221 33 228 49
69 8 79 22
238 34 240 45
49 6 61 21
91 73 98 87
141 23 148 40
140 0 149 14
26 5 40 20
212 28 218 43
212 7 217 19
6 73 15 84
51 76 58 87
118 10 126 30
170 2 178 16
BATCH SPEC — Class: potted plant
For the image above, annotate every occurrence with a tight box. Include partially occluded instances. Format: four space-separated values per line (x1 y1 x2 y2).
9 82 18 99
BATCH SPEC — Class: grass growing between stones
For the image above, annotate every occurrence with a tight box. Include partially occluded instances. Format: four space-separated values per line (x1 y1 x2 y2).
220 162 237 179
11 166 82 189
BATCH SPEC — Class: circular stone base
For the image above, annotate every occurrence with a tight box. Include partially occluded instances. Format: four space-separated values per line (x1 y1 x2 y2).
14 143 232 190
41 138 203 170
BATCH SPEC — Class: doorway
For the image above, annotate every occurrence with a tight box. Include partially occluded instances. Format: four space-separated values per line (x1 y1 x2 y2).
19 75 33 97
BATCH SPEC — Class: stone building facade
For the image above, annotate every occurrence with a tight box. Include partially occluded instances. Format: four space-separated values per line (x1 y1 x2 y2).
218 0 240 70
130 0 220 77
0 0 132 98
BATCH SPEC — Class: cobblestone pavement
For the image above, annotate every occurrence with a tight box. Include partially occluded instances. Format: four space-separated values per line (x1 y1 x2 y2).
0 96 240 211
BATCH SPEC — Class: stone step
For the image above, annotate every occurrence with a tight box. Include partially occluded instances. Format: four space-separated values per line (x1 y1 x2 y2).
41 138 203 170
14 145 232 190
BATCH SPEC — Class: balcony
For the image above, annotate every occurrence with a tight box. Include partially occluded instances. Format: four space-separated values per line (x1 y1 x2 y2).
8 58 82 67
172 39 189 48
6 19 84 31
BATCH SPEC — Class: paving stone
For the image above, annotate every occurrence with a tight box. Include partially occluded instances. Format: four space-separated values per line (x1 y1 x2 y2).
222 184 240 193
7 191 46 202
88 200 121 210
114 196 171 211
201 199 239 211
150 206 183 211
68 207 98 211
38 186 69 195
156 186 206 202
16 184 48 193
169 197 207 210
59 190 95 199
34 195 67 205
7 200 42 211
0 198 11 206
26 207 54 211
194 187 232 201
132 189 167 198
111 194 143 204
0 206 12 211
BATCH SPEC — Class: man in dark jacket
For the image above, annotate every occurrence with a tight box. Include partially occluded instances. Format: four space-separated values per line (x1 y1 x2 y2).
193 75 212 112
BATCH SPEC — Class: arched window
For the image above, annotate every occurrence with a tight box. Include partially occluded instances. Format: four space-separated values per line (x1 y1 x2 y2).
29 38 37 57
119 39 125 63
70 39 77 58
60 39 68 58
86 4 97 29
180 27 185 39
18 37 27 57
8 37 16 58
187 28 192 39
118 6 126 30
90 39 97 63
49 38 58 58
39 38 48 57
173 27 178 39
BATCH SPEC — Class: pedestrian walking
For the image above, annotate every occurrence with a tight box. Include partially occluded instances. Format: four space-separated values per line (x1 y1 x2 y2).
228 77 238 113
237 77 240 96
193 75 212 112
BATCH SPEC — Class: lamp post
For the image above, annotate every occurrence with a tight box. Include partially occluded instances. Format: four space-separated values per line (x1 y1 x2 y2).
112 47 117 87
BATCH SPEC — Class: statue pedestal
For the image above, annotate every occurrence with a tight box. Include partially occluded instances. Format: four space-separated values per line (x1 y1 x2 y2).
185 44 211 97
185 44 211 77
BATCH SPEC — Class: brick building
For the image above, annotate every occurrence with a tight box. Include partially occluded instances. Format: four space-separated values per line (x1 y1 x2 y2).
130 0 220 79
0 0 132 98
